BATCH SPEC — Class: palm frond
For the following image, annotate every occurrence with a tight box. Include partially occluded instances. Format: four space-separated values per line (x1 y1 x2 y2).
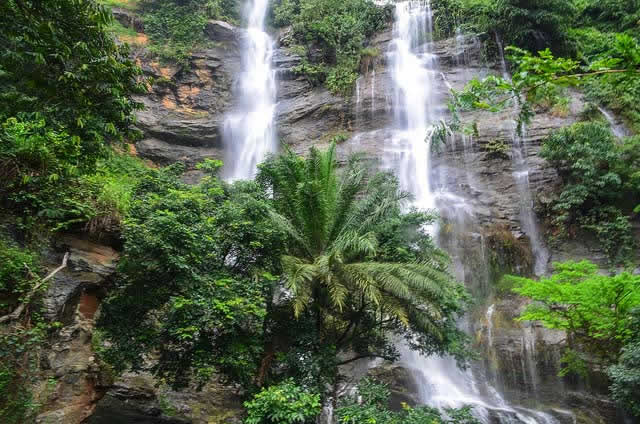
267 209 312 258
327 157 367 242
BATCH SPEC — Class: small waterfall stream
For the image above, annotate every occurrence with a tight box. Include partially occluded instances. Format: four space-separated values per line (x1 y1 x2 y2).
494 36 550 276
222 0 277 180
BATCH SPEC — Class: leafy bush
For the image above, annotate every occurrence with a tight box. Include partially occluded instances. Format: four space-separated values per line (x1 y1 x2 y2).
568 29 640 132
142 0 208 65
509 261 640 367
139 0 242 65
0 118 147 234
577 0 640 32
431 0 493 40
244 379 322 424
273 0 391 95
98 165 286 388
540 122 639 263
205 0 241 24
0 237 56 424
0 0 145 235
0 0 145 150
608 308 640 418
326 63 360 96
431 0 574 54
0 238 39 314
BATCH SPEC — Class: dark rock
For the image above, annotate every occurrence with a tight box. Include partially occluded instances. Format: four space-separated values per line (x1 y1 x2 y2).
136 138 221 166
205 20 238 42
112 7 144 32
43 236 118 322
87 373 244 424
36 236 118 424
367 363 421 410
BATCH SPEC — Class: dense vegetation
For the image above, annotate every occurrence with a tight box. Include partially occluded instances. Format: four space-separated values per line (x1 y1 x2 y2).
102 0 242 65
0 1 147 421
510 262 640 415
1 0 639 422
98 145 471 400
540 123 639 263
271 0 392 95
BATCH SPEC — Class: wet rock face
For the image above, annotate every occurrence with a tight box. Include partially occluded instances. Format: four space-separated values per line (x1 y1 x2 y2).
131 22 351 167
272 37 349 153
35 236 118 424
367 363 421 410
87 373 243 424
132 41 241 166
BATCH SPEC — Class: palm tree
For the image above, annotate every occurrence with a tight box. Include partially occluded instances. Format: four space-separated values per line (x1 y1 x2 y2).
257 144 468 367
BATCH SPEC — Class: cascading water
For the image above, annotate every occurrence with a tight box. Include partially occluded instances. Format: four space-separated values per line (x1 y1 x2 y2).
388 0 437 211
386 2 561 423
495 36 550 276
222 0 277 180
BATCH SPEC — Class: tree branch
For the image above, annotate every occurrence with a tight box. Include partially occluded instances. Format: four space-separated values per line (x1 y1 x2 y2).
337 353 385 366
0 252 69 324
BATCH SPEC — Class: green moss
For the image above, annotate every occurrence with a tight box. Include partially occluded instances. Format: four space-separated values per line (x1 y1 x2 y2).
483 139 510 160
486 224 534 289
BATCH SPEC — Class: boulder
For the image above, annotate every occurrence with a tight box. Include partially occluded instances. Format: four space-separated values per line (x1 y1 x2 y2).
205 20 238 42
112 7 144 33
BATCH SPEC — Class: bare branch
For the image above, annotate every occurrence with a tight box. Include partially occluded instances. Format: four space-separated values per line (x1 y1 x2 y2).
0 252 69 324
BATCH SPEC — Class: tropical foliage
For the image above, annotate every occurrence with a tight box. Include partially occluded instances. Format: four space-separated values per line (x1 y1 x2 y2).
539 122 639 263
0 0 145 150
256 145 470 377
98 145 471 395
608 308 640 418
509 261 640 368
272 0 392 94
102 0 242 65
431 0 574 54
98 163 285 388
0 0 146 234
244 379 322 424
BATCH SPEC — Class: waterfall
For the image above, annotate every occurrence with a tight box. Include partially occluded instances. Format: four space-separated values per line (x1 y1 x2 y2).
386 2 560 423
222 0 277 180
598 106 630 138
486 304 495 348
388 0 437 211
494 35 550 276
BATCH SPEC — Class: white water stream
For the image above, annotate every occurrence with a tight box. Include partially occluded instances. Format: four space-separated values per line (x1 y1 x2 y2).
222 0 277 180
494 35 550 277
386 2 559 423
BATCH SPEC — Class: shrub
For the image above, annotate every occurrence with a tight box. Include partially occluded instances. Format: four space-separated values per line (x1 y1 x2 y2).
244 379 322 424
510 261 640 367
142 0 208 66
0 237 54 424
608 309 640 418
98 167 285 388
273 0 392 95
540 122 639 263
